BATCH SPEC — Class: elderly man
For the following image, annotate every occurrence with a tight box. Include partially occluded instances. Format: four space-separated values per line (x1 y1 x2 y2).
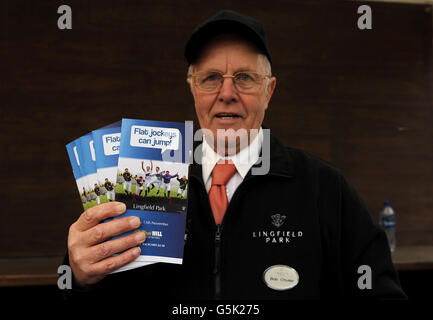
63 10 406 301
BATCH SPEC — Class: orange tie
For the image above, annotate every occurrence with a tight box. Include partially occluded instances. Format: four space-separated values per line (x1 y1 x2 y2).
209 160 237 225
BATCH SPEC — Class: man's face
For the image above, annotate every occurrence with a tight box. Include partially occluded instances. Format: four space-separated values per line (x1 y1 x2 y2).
187 35 276 151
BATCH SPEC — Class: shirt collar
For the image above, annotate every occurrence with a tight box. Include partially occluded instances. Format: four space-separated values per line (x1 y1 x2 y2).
202 128 263 183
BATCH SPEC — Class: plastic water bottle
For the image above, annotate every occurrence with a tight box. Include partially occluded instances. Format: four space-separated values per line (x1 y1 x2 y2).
379 200 396 252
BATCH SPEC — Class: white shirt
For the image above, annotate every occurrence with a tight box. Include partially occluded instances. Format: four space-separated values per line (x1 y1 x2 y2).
202 128 263 202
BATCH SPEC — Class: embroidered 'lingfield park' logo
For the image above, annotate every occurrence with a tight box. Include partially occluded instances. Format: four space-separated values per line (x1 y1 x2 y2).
252 214 303 244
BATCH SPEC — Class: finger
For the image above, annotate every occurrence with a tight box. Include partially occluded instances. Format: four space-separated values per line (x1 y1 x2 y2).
74 202 126 232
86 231 146 263
88 247 141 277
81 215 141 247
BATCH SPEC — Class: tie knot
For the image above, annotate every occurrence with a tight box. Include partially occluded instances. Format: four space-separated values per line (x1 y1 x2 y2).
212 161 237 186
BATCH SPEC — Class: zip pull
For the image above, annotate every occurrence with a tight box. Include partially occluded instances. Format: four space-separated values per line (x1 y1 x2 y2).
215 224 222 243
213 224 222 275
213 224 223 298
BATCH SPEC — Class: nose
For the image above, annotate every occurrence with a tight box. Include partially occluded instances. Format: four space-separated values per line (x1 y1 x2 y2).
217 76 238 104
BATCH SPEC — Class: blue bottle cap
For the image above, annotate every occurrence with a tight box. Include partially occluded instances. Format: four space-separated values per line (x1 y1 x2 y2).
384 200 391 206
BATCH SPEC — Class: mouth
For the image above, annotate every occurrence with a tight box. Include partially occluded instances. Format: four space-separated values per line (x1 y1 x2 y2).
215 113 241 120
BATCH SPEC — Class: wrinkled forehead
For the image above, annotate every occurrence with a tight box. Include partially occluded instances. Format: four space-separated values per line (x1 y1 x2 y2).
193 34 267 73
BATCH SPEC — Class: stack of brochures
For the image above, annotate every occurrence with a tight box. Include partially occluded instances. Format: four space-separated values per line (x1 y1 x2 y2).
66 119 193 272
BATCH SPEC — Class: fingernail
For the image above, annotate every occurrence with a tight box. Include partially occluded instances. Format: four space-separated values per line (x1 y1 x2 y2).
129 216 141 228
135 232 146 243
133 247 141 255
115 203 126 213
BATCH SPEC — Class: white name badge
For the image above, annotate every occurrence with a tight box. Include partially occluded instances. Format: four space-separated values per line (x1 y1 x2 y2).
263 265 299 291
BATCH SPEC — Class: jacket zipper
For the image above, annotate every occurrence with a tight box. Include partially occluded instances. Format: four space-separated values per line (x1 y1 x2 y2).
190 174 224 299
211 174 293 299
213 224 222 299
191 172 293 299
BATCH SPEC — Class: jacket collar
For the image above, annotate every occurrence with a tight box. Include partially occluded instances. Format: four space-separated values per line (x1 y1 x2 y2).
189 130 294 184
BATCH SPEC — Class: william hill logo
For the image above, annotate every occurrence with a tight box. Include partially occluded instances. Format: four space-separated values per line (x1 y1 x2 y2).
140 230 163 237
151 231 162 237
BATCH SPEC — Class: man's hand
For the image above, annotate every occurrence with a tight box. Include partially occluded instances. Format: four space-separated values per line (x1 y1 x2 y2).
67 202 145 287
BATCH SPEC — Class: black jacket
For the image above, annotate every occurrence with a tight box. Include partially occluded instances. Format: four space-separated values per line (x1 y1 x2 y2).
62 134 406 301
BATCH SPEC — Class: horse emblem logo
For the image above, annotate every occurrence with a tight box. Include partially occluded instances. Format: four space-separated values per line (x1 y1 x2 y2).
271 214 286 228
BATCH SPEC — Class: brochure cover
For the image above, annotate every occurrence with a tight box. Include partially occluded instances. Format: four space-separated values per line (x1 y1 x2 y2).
92 122 155 272
114 118 193 264
77 133 100 209
92 124 121 204
66 139 89 209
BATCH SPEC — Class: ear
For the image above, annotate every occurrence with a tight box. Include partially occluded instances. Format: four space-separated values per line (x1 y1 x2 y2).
186 77 195 96
264 76 277 109
266 77 276 101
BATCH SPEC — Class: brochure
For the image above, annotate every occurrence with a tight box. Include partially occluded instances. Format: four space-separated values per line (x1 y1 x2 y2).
92 124 121 204
66 139 89 209
113 118 193 264
66 119 193 269
92 122 155 272
77 133 99 209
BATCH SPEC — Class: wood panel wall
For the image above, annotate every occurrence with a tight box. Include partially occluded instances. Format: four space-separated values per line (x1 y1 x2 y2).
0 0 431 258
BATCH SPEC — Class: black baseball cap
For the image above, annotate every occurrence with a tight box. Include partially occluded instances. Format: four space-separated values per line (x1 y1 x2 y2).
184 10 272 66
